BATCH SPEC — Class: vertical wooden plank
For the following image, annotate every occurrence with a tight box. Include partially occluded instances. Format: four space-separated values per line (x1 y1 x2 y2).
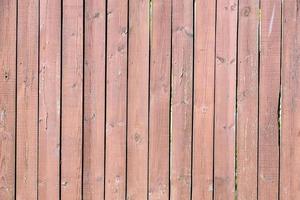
83 0 105 199
148 0 171 199
192 0 216 199
214 0 238 199
127 0 149 199
61 0 83 199
258 0 281 199
105 0 128 198
16 0 39 199
0 0 16 198
38 0 61 199
280 0 300 199
170 0 193 198
236 0 259 199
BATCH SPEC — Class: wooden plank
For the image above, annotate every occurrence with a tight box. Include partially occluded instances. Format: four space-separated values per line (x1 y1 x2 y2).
258 0 281 199
126 0 149 199
16 0 39 199
236 0 259 199
280 0 300 199
170 0 193 198
105 0 128 198
148 0 171 199
0 0 16 199
38 0 61 199
61 0 83 199
192 0 216 199
83 0 106 199
214 0 238 199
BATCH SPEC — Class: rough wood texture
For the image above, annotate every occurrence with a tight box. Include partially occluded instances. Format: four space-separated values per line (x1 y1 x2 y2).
280 0 300 199
38 0 61 199
236 0 259 199
258 0 281 199
0 0 16 199
61 0 84 199
214 0 238 199
148 0 172 199
127 0 149 199
170 0 193 198
192 0 215 199
105 0 128 198
16 0 39 199
83 0 106 199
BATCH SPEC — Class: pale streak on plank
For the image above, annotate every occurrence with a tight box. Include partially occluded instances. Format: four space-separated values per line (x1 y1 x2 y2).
148 0 172 199
170 0 193 198
127 0 149 199
258 0 281 199
0 0 16 199
280 0 300 199
16 0 39 199
236 0 259 199
83 0 106 199
38 0 61 199
105 0 128 198
192 0 216 199
214 0 238 199
61 0 84 199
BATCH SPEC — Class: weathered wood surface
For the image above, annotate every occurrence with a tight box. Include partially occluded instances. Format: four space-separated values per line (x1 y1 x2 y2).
0 0 298 199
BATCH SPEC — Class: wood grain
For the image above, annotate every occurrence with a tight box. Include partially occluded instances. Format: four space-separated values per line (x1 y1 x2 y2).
105 0 128 198
61 0 83 199
16 0 39 199
0 0 16 199
148 0 171 199
192 0 216 199
214 0 238 199
258 0 281 199
280 0 300 199
170 0 193 198
83 0 106 199
38 0 61 199
236 0 259 199
127 0 149 199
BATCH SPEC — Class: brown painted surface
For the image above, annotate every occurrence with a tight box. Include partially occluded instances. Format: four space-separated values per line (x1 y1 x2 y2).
83 0 106 199
192 0 215 199
105 0 128 198
38 0 61 199
127 0 149 199
61 0 83 199
280 0 300 199
170 0 193 199
236 0 259 199
258 0 281 199
214 0 238 199
16 0 39 199
0 0 16 199
148 0 171 199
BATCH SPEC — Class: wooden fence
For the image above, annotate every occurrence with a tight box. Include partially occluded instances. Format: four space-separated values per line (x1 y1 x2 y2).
0 0 299 199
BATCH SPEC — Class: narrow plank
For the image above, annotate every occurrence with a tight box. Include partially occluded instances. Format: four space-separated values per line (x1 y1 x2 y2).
192 0 216 199
127 0 149 199
38 0 61 199
105 0 128 198
148 0 171 199
83 0 106 199
280 0 300 199
258 0 281 199
16 0 39 199
170 0 193 198
61 0 83 199
0 0 16 198
214 0 238 199
236 0 259 199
